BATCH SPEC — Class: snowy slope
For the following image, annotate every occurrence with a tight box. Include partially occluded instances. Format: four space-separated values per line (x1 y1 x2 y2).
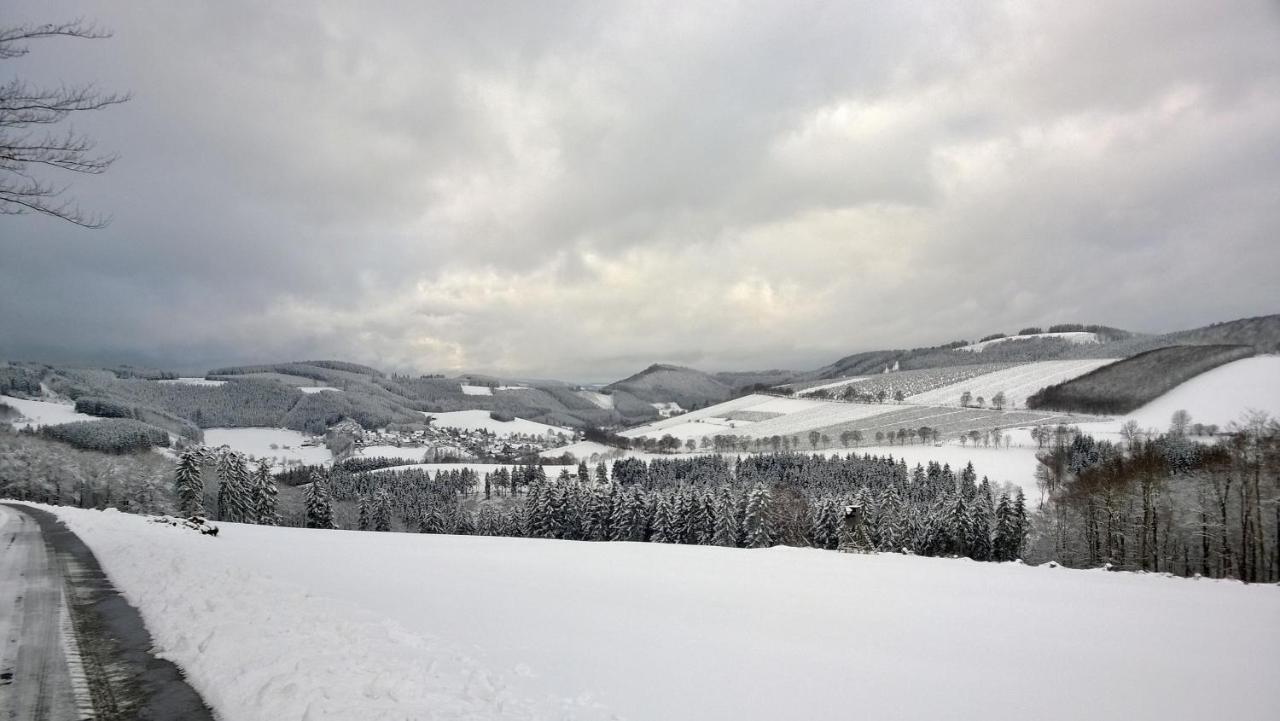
460 384 493 396
425 410 569 437
1 394 97 428
1123 355 1280 430
907 359 1118 408
156 377 227 387
48 506 1280 721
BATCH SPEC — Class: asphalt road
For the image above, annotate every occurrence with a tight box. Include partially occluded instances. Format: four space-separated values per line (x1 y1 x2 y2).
0 503 215 721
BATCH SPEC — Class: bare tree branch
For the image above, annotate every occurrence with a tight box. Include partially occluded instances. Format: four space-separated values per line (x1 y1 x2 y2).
0 19 127 228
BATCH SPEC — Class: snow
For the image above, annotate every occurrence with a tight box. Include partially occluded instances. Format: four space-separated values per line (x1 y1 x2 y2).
0 394 96 428
460 384 494 396
620 394 829 439
907 358 1118 408
425 410 569 437
202 428 332 467
45 505 1280 721
298 386 341 394
351 445 433 463
156 377 227 387
622 394 895 443
578 391 615 409
1122 355 1280 430
368 462 573 478
797 375 868 394
960 331 1101 352
650 401 684 417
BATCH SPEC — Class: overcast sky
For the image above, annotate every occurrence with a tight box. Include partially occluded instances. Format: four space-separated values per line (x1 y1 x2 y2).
3 1 1278 381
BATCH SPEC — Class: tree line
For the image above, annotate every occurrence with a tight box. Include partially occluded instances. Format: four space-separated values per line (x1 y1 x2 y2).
1031 411 1279 582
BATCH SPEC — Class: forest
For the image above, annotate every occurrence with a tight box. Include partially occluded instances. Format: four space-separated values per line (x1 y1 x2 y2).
207 452 1031 564
1031 412 1279 582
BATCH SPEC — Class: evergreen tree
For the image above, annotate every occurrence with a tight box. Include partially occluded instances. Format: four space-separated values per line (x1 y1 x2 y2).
372 490 393 531
594 461 608 484
993 493 1015 561
253 461 279 526
742 483 775 548
711 488 739 547
357 495 371 531
968 491 994 561
809 498 840 550
304 469 336 529
944 494 970 557
173 447 205 517
216 450 253 523
651 495 676 543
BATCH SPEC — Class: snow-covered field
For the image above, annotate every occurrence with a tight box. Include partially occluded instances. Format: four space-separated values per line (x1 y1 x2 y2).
46 506 1280 721
796 375 868 395
1123 355 1280 430
425 410 569 437
621 394 837 440
460 384 493 396
202 428 332 467
960 331 1101 352
298 386 341 394
907 358 1118 408
0 394 96 428
156 377 227 386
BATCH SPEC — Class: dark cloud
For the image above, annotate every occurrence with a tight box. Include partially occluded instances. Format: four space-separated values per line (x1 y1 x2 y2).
2 0 1277 381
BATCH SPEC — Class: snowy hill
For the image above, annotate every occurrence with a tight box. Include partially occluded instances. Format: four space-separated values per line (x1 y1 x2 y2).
959 331 1101 352
604 363 734 409
1120 355 1280 430
47 506 1280 721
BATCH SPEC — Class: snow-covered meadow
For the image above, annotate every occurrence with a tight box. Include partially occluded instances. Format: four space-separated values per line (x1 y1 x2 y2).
47 506 1280 721
425 409 569 437
0 394 96 428
202 428 333 467
906 358 1118 408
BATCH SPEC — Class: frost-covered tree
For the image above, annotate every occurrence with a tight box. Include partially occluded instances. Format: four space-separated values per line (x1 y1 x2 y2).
173 447 205 517
372 490 393 532
216 450 253 523
304 469 336 529
252 461 279 525
357 496 371 531
742 483 775 548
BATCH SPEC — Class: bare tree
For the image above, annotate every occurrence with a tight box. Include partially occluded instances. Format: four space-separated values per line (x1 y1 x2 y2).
1 20 130 227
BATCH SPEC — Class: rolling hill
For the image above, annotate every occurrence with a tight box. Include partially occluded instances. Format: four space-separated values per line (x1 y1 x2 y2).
603 363 735 411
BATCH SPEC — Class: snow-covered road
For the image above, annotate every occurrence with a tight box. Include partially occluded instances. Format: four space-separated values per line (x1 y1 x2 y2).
0 504 213 721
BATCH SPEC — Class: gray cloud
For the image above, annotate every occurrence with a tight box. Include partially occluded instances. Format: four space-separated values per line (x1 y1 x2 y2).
2 0 1278 381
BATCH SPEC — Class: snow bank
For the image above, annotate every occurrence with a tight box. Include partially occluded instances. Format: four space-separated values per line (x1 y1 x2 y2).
49 507 610 721
1 394 96 428
425 410 568 437
203 428 332 467
49 507 1280 721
